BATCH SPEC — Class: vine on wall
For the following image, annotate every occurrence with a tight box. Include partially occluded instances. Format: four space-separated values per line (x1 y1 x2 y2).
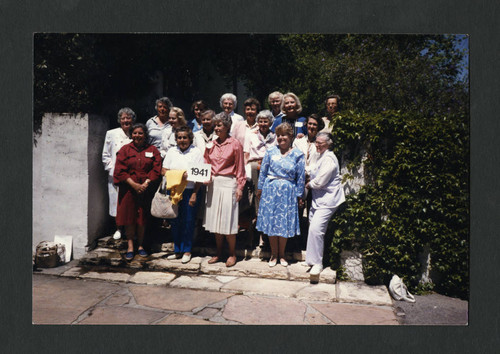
329 110 469 299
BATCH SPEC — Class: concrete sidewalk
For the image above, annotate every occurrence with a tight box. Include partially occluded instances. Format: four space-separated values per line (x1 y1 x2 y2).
33 269 397 325
33 236 468 326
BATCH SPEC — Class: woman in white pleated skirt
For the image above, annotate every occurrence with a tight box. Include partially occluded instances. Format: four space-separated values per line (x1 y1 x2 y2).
203 112 246 267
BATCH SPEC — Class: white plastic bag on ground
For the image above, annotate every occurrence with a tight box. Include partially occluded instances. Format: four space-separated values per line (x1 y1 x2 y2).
389 274 416 302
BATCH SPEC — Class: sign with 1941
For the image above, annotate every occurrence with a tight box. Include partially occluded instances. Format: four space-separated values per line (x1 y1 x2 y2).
186 163 211 183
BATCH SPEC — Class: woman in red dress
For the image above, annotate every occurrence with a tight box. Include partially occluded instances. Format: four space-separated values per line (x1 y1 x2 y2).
114 123 162 261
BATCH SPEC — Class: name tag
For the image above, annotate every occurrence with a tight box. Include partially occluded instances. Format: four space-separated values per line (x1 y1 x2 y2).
145 152 153 158
187 163 212 182
295 121 304 128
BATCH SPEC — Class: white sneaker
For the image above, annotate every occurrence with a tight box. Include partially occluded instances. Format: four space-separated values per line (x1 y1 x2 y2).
167 254 181 260
279 258 288 267
113 230 121 240
181 253 192 264
310 264 323 284
310 264 323 275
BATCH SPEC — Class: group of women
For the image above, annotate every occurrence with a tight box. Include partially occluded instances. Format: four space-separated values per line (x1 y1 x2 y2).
102 91 345 276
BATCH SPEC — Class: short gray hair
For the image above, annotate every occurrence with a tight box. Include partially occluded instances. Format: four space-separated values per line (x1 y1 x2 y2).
155 97 173 110
117 107 136 124
256 109 274 124
212 112 232 130
267 91 283 104
316 132 334 150
219 93 237 108
200 109 216 120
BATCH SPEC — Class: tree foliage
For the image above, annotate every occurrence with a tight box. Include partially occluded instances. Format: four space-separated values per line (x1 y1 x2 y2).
271 34 468 118
210 34 296 105
34 34 105 132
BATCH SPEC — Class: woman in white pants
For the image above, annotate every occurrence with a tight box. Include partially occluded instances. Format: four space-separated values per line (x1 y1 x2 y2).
305 132 345 280
102 108 135 239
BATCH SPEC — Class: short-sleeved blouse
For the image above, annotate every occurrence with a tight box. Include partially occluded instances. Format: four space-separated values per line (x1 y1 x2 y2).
244 130 277 162
146 116 172 150
163 145 204 189
204 136 246 191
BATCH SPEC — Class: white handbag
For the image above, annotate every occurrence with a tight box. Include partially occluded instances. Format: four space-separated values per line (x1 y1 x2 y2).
388 274 416 302
150 177 178 219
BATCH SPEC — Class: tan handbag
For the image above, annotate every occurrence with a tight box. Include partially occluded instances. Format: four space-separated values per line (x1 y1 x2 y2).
151 177 178 219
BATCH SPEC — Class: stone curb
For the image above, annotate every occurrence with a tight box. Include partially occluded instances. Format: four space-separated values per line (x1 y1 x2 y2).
49 266 392 306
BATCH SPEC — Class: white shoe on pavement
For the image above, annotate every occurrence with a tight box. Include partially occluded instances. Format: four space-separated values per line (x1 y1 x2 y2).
181 253 192 264
279 258 288 267
167 254 181 260
113 229 121 240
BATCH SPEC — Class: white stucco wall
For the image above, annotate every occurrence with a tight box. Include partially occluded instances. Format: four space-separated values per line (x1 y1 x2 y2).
33 113 109 259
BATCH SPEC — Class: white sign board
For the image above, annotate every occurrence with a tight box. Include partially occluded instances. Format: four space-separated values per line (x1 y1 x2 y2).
54 235 73 263
186 163 212 183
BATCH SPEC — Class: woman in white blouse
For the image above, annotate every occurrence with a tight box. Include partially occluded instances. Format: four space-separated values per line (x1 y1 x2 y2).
102 108 135 240
305 132 345 281
243 111 276 210
162 126 203 264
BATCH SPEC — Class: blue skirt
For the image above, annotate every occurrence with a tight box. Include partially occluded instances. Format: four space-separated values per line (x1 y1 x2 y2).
256 178 299 238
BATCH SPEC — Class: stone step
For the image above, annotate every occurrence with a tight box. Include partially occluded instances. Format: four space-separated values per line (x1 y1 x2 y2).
93 235 307 264
95 235 306 260
80 237 336 284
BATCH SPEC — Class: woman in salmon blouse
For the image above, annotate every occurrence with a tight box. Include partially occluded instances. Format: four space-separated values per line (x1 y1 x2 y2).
203 112 246 267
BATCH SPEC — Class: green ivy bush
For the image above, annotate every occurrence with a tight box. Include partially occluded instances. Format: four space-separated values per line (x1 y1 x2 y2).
330 110 469 299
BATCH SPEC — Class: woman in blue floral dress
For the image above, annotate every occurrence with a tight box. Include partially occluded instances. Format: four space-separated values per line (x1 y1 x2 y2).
256 123 305 267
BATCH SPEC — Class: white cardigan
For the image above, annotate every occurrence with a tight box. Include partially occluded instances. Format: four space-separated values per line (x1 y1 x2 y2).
308 150 345 209
102 127 132 176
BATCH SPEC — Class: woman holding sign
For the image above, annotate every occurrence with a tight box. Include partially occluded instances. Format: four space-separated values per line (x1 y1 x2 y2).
162 126 203 264
203 112 246 267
